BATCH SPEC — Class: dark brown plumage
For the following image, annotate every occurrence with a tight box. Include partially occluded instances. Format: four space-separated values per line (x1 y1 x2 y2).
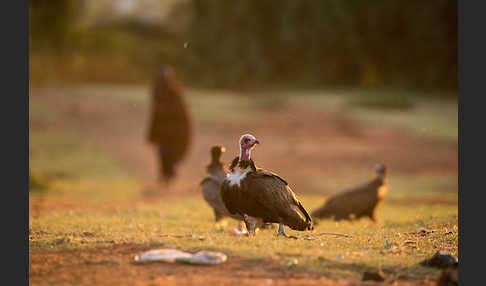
147 66 191 182
220 134 313 237
311 163 387 222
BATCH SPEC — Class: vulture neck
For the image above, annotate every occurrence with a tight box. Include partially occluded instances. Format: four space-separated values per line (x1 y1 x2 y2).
207 160 223 173
239 147 251 162
377 174 386 184
210 157 223 166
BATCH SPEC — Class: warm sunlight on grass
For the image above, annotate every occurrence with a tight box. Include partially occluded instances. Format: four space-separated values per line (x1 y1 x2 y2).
29 85 457 281
29 195 457 279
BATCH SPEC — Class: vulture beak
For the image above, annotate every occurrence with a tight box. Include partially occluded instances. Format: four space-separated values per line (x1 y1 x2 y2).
254 140 260 145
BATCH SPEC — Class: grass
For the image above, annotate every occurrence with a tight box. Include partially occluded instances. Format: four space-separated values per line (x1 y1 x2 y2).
29 195 457 279
285 89 457 144
29 97 144 203
29 84 457 281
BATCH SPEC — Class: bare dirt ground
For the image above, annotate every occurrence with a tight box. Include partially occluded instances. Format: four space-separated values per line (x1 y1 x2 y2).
29 88 457 285
29 243 437 286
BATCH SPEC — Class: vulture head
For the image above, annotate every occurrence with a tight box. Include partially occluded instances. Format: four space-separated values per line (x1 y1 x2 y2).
239 134 259 161
210 145 226 163
375 163 387 180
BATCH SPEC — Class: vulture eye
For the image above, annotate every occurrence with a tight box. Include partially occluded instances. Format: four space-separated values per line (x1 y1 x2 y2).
244 138 250 143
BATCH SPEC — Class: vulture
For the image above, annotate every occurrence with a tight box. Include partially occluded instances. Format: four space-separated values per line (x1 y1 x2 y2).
221 134 313 237
311 163 388 222
200 145 238 224
200 145 271 232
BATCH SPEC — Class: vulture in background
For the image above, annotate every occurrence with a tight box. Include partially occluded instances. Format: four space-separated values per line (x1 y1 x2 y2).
200 145 235 226
311 163 388 222
221 134 313 237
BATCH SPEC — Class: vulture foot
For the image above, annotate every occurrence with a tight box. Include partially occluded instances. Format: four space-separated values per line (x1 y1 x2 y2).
243 215 258 237
277 224 289 237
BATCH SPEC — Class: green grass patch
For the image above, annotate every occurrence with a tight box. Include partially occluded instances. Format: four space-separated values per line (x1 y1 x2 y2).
286 89 457 143
30 96 143 202
29 128 143 202
347 93 414 110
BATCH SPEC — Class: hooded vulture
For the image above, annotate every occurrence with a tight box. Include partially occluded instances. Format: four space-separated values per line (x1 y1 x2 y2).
221 134 313 237
311 163 388 222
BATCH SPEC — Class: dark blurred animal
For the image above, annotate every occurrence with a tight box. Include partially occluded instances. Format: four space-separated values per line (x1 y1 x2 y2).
221 134 313 237
147 66 191 184
420 251 458 269
311 163 388 222
200 145 233 226
436 265 458 286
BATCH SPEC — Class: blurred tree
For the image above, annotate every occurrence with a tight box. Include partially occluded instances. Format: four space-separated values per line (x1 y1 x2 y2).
29 0 84 50
188 0 457 91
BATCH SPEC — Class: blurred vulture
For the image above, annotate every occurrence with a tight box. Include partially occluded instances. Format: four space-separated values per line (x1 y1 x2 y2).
200 145 239 225
311 163 388 222
147 66 191 184
221 134 313 237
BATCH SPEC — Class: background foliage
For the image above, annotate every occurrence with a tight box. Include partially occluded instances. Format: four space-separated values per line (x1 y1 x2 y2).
29 0 457 93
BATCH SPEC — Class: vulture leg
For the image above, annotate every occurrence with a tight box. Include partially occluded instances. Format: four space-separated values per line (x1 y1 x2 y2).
213 209 224 222
369 213 378 222
214 210 228 230
250 224 257 237
243 215 252 238
277 224 289 237
243 214 259 237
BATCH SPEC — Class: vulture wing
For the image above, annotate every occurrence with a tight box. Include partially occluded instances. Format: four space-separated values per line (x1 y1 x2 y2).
221 159 312 230
244 170 312 230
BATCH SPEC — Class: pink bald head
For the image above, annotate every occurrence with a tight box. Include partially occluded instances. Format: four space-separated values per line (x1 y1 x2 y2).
239 134 259 161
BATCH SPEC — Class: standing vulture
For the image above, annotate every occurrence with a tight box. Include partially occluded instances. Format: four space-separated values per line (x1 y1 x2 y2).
221 134 313 237
200 145 240 226
311 163 388 222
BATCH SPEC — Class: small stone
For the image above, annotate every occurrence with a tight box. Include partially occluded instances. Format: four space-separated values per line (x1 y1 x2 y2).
397 274 410 280
385 240 391 248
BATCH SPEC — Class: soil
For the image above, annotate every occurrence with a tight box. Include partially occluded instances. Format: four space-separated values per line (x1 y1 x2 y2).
29 88 457 285
29 243 437 286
